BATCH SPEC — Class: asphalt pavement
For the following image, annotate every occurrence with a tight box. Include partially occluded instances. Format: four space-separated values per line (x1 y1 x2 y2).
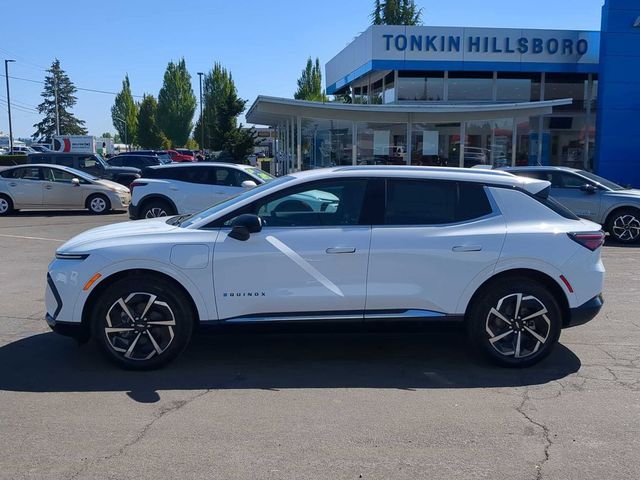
0 210 638 479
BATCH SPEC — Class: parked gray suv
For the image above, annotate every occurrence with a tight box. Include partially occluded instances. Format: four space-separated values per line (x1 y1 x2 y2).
504 166 640 243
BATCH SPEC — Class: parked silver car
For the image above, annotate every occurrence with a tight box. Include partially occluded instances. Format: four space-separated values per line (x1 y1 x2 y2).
0 164 130 215
504 166 640 243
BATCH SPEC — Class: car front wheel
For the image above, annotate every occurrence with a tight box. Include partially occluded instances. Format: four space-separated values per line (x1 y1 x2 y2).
0 195 13 216
91 275 194 369
87 194 111 214
467 277 562 367
607 208 640 244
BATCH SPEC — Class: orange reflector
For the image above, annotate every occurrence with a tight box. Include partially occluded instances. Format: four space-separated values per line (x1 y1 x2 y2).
83 273 102 291
559 275 574 294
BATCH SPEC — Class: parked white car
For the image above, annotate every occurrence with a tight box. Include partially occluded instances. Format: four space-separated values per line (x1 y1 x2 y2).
128 163 275 219
46 166 605 369
0 164 130 215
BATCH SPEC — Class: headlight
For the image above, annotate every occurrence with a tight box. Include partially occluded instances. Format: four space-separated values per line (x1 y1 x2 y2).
55 252 89 260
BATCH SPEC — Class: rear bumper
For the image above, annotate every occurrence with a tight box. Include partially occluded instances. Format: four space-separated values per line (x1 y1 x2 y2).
566 294 603 328
128 202 140 220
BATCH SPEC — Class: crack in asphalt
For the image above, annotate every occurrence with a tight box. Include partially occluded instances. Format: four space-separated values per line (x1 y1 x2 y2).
515 389 552 480
66 389 211 480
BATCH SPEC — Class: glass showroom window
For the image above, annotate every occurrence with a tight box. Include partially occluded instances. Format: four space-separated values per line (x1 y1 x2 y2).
371 78 384 104
496 73 541 102
397 71 445 102
383 72 395 103
411 123 460 166
448 72 494 102
357 122 407 165
301 118 353 170
463 118 513 168
544 73 589 111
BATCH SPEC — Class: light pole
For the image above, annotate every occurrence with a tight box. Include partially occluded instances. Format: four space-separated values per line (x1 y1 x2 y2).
197 72 204 151
4 59 15 154
113 115 127 151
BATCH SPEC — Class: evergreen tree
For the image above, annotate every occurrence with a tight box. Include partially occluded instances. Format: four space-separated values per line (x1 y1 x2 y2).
111 75 138 148
193 62 256 162
371 0 422 25
294 58 326 101
136 94 165 149
32 59 87 141
157 58 197 147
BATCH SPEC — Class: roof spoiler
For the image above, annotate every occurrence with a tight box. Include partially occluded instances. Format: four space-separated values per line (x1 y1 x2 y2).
521 180 551 199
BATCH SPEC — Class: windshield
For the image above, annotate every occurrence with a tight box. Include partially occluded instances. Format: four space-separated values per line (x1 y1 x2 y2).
579 171 626 191
94 154 108 168
178 175 295 228
247 168 275 183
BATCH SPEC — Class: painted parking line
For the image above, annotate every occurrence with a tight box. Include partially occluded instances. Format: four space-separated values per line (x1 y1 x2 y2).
0 233 65 242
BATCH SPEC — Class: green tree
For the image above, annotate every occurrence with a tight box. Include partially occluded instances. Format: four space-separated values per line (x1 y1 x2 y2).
294 57 326 101
372 0 422 25
32 59 87 141
111 75 138 148
193 62 256 162
100 132 112 138
136 94 165 149
157 58 197 147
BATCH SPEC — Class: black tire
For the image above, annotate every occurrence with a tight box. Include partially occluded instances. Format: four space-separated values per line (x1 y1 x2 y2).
606 208 640 244
467 277 562 368
90 274 194 370
0 194 14 216
140 199 175 219
87 194 111 215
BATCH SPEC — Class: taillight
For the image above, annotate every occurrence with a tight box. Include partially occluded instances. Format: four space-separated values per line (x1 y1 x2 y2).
129 181 147 194
568 231 605 251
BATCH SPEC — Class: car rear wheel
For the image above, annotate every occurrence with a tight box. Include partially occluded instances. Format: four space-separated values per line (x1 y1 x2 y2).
87 194 111 214
607 208 640 244
0 195 13 216
141 199 175 219
91 275 194 370
467 277 562 367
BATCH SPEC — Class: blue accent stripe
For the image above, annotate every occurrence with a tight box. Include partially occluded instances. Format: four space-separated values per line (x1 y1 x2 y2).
327 59 599 94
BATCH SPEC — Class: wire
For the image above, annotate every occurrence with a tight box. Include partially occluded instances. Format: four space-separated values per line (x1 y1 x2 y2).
0 94 39 110
0 74 144 98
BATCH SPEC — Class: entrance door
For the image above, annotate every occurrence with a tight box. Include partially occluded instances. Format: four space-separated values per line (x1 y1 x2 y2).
212 178 371 321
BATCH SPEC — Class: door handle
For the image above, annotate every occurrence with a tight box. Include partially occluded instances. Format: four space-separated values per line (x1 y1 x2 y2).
452 245 482 252
44 185 53 190
8 182 17 187
326 247 356 254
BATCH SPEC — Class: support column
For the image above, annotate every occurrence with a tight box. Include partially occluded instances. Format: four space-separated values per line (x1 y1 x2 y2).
537 73 546 165
584 73 593 170
289 117 295 172
296 115 302 171
511 117 517 167
459 122 466 168
406 114 413 165
352 121 357 166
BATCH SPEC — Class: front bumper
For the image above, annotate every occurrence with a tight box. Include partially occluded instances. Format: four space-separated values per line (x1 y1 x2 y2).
566 294 604 328
45 313 88 341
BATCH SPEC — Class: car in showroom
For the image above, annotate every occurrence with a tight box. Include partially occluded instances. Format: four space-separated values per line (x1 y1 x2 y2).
503 166 640 244
28 152 140 187
46 166 605 369
128 163 275 219
0 164 130 215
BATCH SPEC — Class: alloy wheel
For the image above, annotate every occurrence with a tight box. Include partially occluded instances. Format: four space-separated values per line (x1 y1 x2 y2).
105 292 176 361
485 293 551 359
0 198 8 214
90 197 107 213
145 207 167 218
612 214 640 242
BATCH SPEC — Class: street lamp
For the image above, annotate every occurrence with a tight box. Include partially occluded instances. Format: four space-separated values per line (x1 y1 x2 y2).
113 115 128 151
4 59 15 154
197 72 204 151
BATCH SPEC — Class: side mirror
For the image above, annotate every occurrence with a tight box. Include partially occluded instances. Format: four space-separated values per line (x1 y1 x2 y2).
580 184 597 194
71 178 81 186
241 180 258 189
228 214 262 241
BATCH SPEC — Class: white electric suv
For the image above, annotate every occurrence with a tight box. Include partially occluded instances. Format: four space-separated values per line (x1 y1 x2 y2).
46 166 605 369
128 163 275 219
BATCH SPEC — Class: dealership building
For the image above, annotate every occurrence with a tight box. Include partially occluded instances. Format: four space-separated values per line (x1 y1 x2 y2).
246 0 640 185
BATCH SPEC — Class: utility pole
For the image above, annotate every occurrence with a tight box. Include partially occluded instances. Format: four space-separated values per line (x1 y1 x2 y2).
4 59 15 153
197 72 204 150
54 75 60 135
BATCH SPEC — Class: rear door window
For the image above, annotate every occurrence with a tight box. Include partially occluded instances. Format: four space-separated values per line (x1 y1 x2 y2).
383 180 492 225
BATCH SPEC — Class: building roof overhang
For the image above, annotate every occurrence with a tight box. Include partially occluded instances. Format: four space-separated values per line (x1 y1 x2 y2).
246 96 573 126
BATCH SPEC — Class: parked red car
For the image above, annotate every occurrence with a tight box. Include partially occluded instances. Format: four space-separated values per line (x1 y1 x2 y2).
167 149 195 162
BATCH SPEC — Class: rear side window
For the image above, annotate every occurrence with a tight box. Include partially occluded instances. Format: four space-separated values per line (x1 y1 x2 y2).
383 180 493 225
534 193 580 220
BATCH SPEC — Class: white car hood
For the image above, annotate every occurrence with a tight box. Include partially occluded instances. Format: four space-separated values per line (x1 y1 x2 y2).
58 218 178 253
